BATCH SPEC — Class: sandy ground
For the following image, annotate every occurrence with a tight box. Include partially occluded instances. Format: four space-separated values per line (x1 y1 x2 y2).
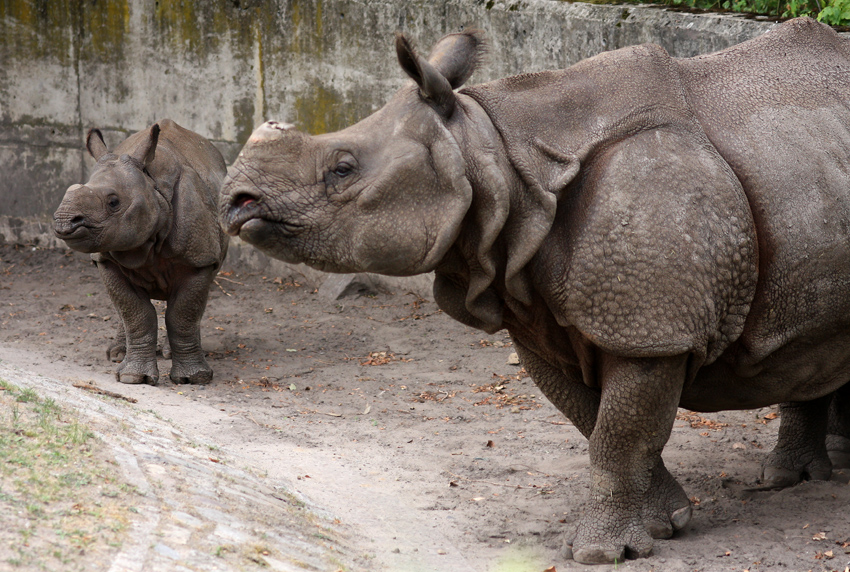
1 242 849 572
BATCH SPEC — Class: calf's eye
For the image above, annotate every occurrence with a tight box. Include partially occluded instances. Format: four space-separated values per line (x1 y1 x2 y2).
333 163 353 178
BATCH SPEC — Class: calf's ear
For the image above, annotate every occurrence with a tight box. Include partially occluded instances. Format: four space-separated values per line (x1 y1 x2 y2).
86 128 108 160
396 34 456 118
132 123 160 168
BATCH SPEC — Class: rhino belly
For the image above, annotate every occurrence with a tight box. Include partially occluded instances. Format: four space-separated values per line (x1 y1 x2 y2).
682 329 850 411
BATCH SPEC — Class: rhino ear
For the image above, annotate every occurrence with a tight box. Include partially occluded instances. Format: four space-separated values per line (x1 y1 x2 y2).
396 34 456 118
86 128 108 160
132 123 160 168
426 30 487 89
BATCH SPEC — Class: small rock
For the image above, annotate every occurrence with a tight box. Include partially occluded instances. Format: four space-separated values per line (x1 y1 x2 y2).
507 352 520 365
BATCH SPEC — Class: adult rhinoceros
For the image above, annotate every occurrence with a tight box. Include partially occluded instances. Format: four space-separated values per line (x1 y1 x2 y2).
221 17 850 564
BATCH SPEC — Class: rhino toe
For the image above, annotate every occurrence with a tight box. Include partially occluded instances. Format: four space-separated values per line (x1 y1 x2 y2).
116 371 158 386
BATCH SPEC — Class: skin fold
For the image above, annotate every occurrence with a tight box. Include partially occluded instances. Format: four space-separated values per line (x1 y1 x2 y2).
219 18 850 564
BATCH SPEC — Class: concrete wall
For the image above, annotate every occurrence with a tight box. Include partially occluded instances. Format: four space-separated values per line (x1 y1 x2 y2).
0 0 787 292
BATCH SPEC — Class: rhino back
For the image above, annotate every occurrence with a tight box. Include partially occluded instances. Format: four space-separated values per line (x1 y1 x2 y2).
678 18 850 365
115 119 227 268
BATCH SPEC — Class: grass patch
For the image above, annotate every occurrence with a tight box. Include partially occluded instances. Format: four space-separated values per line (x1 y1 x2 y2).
0 379 141 570
584 0 850 26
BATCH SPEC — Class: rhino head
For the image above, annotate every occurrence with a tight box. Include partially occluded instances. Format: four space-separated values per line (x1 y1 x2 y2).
220 32 492 276
54 125 171 256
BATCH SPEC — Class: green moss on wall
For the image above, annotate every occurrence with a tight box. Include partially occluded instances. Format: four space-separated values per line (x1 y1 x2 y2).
293 82 363 135
0 0 76 63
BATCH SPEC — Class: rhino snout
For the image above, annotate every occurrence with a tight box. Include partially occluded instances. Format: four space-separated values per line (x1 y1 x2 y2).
53 213 86 236
221 188 263 236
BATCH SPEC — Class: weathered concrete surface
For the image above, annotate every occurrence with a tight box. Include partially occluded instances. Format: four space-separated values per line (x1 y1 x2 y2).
0 0 801 293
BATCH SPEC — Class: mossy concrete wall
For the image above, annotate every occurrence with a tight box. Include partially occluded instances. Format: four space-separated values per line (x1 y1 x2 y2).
1 0 787 288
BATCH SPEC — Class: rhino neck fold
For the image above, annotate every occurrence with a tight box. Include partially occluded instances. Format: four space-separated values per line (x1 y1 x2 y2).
433 95 534 333
439 44 710 334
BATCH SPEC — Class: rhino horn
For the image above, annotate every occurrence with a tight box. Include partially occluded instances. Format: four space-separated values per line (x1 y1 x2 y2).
247 121 298 143
86 128 108 160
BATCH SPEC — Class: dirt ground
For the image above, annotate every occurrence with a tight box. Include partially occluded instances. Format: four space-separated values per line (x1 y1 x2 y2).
1 242 849 572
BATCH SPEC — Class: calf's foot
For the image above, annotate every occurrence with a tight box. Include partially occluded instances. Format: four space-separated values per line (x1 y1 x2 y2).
116 358 159 385
107 341 126 363
170 355 213 385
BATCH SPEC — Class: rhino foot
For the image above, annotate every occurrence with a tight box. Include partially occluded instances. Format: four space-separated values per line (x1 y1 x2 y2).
106 342 126 363
567 512 653 565
116 371 158 385
643 459 692 539
826 435 850 469
169 360 213 385
158 337 172 360
761 450 832 487
116 357 159 386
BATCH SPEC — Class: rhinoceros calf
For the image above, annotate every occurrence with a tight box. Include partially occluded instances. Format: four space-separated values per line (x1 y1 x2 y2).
221 18 850 564
54 119 228 385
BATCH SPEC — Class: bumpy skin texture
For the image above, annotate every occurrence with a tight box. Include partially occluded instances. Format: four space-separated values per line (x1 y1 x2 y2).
220 19 850 563
54 119 228 385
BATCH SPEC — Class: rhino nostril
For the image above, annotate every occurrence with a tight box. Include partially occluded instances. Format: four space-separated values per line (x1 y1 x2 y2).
70 215 85 228
233 193 259 209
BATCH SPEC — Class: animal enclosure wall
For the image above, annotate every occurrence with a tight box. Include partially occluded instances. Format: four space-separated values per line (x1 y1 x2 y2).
0 0 782 251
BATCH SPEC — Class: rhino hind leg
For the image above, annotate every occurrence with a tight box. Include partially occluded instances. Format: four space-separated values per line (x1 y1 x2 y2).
107 318 126 363
827 383 850 469
761 395 832 487
165 268 216 385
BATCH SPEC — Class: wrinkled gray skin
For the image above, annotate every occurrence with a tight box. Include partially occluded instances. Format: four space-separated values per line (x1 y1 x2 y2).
221 18 850 563
54 119 228 385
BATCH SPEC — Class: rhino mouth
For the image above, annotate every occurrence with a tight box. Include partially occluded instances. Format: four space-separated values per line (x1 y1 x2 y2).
223 194 303 239
53 219 95 244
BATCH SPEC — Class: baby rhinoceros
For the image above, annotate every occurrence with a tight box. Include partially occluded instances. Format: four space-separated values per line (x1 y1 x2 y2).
54 119 228 385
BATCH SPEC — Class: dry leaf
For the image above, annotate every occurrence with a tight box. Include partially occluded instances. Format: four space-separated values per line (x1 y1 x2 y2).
813 532 828 541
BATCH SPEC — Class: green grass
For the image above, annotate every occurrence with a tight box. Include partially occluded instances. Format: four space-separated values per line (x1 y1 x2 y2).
0 379 141 570
587 0 850 25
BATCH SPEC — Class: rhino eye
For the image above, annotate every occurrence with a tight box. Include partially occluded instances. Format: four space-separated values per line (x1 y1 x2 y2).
107 195 120 211
332 162 354 178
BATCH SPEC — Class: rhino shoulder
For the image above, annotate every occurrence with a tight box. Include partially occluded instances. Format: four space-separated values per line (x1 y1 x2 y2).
541 126 758 364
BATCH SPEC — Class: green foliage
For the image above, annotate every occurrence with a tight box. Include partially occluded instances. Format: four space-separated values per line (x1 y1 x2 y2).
615 0 850 25
818 0 850 24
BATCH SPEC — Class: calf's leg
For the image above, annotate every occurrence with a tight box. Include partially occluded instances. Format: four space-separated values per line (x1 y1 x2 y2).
166 266 216 384
97 260 159 385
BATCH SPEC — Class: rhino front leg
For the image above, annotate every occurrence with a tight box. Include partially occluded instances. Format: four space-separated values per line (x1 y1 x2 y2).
514 343 691 558
96 260 159 385
827 383 850 469
166 267 216 384
570 353 688 564
761 395 832 487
